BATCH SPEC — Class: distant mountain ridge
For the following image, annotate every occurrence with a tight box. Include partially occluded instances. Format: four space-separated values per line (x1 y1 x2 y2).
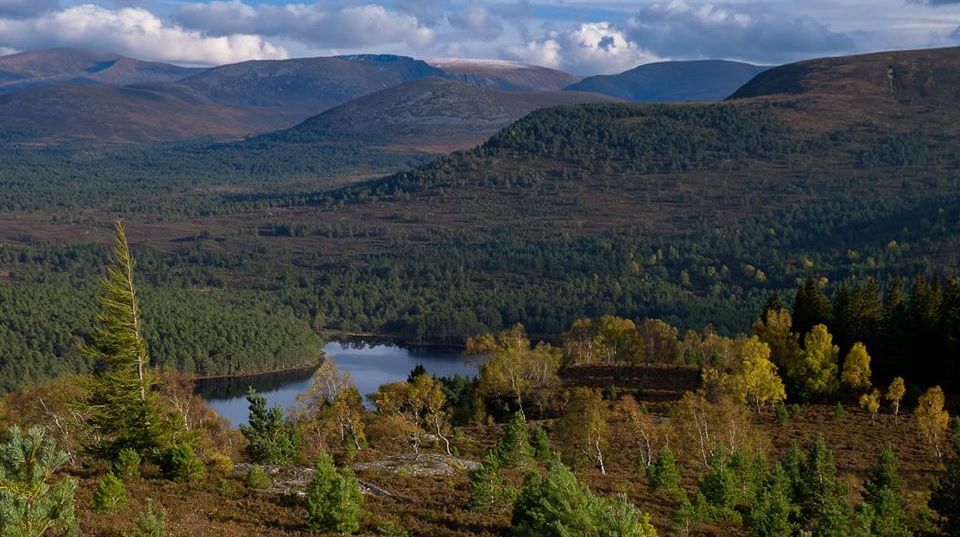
566 60 768 102
262 77 620 152
427 58 581 91
0 48 203 92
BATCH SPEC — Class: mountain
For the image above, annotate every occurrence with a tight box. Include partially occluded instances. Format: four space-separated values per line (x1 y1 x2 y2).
729 46 960 104
427 58 580 91
0 84 285 145
258 77 620 152
177 54 444 122
565 60 768 101
0 48 203 92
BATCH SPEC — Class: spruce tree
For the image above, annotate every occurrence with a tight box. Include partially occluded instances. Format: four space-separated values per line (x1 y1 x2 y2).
0 426 78 537
91 472 127 513
84 220 165 456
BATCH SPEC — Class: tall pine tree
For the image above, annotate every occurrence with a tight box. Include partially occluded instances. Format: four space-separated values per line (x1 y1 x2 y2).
84 220 165 456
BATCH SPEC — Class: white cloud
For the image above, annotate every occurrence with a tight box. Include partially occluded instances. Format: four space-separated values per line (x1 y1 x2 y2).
174 1 434 49
506 21 661 75
0 4 286 64
627 0 855 63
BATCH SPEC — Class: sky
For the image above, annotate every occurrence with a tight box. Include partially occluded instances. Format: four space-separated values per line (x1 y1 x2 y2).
0 0 958 74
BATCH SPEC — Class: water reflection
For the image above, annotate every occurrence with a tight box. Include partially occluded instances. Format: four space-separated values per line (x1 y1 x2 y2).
198 340 477 427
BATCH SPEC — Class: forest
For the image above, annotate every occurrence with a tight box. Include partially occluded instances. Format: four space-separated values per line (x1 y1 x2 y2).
0 221 958 537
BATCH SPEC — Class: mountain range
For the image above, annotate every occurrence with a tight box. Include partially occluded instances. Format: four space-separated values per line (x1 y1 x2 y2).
567 60 767 101
0 48 773 147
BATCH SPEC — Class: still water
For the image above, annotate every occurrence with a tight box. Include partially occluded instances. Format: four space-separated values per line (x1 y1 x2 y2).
196 341 477 427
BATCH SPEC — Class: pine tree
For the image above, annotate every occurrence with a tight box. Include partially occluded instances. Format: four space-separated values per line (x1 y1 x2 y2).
495 412 534 469
930 438 960 537
647 446 684 500
530 425 552 461
798 438 852 537
468 452 509 511
304 453 361 534
511 459 657 537
0 426 78 537
793 277 831 337
861 446 910 537
84 220 166 456
240 388 301 464
747 464 796 537
91 472 127 513
128 499 166 537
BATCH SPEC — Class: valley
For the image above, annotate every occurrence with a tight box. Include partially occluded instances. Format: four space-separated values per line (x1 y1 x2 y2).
0 42 958 537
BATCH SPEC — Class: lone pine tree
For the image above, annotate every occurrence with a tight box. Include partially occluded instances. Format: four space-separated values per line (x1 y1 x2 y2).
84 220 166 456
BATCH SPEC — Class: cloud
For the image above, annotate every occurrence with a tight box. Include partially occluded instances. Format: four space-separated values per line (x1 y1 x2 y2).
0 0 59 19
908 0 960 5
506 21 661 75
954 26 960 39
447 4 504 39
0 4 286 64
627 0 855 64
174 1 434 49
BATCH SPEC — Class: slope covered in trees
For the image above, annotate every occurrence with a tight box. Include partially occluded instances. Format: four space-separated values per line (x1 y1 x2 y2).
1 46 960 392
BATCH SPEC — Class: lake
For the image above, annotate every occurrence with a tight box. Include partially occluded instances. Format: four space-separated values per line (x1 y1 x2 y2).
196 340 478 427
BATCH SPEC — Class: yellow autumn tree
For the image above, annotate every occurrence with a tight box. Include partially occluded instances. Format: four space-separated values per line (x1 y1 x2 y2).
739 336 787 414
916 386 950 460
795 324 840 399
859 389 881 423
472 324 561 417
753 308 801 373
885 377 906 424
841 342 872 392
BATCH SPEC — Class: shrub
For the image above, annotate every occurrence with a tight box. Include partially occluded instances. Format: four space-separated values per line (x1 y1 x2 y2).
834 402 846 419
207 451 234 475
245 465 270 489
92 472 127 513
215 478 235 496
127 499 166 537
0 426 78 535
160 443 206 483
113 448 142 479
774 403 789 424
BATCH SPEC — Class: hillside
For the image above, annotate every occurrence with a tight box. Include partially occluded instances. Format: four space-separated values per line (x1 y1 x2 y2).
1 46 959 380
0 83 288 145
0 48 202 92
427 57 580 91
566 60 768 101
260 77 620 152
176 54 443 122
